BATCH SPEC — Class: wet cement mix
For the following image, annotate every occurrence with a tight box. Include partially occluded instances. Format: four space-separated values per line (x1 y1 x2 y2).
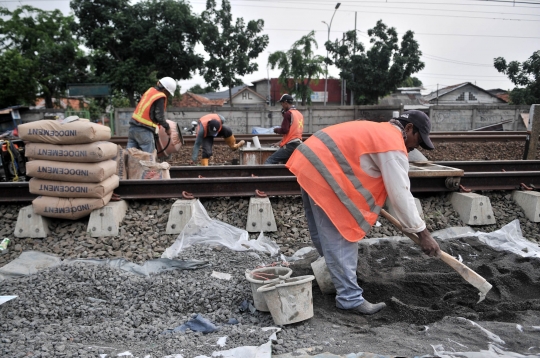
1 236 539 357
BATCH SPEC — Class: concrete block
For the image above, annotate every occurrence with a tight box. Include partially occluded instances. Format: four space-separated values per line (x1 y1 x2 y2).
166 199 197 234
14 205 51 238
450 192 496 225
385 198 424 219
87 200 128 237
246 197 277 232
512 190 540 222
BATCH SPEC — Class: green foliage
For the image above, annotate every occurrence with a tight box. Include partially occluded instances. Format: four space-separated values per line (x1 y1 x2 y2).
200 0 269 106
0 49 37 108
268 31 325 106
0 6 88 108
189 84 215 94
326 20 424 105
70 0 203 107
494 51 540 105
399 76 423 88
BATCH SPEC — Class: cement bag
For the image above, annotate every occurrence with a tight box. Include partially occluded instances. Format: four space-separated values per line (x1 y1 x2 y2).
126 147 156 179
32 192 113 220
156 120 184 158
128 160 170 180
25 141 117 163
27 159 117 183
113 145 128 180
29 175 119 198
19 120 111 144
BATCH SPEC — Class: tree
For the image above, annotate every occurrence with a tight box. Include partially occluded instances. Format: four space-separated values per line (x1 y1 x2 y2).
494 50 540 105
268 31 325 106
399 76 423 88
0 6 88 108
71 0 203 107
326 20 424 105
200 0 269 106
189 84 215 94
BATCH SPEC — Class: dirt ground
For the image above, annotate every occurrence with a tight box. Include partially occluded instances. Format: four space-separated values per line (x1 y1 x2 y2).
282 236 540 357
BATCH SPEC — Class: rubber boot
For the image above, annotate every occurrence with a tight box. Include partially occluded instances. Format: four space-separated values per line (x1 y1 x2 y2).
200 158 209 166
224 135 245 151
352 299 386 315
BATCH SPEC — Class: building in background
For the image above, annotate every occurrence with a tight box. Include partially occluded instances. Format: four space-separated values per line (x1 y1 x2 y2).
423 82 507 105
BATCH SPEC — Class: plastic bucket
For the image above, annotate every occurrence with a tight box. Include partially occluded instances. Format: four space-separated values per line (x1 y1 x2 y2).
245 267 293 312
311 256 336 294
257 275 315 325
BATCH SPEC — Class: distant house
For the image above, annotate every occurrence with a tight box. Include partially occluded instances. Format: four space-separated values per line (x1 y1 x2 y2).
33 97 89 110
172 92 225 107
487 88 510 103
423 82 507 105
379 87 429 110
198 85 249 107
229 87 267 107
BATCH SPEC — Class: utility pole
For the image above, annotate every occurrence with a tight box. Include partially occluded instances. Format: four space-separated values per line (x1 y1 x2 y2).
437 84 439 106
351 11 356 106
323 3 341 107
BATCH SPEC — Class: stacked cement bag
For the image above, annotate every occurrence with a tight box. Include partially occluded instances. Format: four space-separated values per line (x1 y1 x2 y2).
19 119 119 220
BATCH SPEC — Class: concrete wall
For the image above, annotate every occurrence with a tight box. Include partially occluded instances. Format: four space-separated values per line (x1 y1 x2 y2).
428 105 529 131
16 104 529 135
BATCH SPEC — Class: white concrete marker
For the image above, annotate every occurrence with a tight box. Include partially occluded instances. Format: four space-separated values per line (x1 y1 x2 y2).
14 205 51 238
166 199 197 234
450 192 496 225
246 197 277 232
512 190 540 222
87 200 128 237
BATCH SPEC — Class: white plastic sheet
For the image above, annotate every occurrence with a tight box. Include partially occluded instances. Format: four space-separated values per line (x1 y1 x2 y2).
162 200 279 259
432 220 540 258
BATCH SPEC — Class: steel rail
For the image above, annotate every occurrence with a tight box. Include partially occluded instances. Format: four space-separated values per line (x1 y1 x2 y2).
110 131 531 146
2 170 540 203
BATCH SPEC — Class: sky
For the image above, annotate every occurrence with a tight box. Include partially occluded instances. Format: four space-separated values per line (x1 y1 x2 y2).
2 0 540 95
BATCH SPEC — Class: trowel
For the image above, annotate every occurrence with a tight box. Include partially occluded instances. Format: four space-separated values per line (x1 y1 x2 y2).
381 209 492 303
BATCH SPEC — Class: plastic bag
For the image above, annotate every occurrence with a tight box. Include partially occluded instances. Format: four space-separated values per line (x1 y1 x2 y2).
251 126 280 134
432 219 540 258
162 200 279 258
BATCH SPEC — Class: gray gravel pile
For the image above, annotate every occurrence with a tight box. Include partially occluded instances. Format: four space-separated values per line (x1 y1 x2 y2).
0 246 315 357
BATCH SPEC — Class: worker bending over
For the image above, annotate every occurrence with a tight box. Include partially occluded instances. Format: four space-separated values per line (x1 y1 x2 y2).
192 114 245 166
286 110 441 315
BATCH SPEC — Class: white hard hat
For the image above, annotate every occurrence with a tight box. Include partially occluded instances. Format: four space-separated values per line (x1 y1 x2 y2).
159 77 177 96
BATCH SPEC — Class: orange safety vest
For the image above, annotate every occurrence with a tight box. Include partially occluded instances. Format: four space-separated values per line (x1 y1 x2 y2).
132 87 167 129
279 109 304 147
286 121 407 242
197 114 223 137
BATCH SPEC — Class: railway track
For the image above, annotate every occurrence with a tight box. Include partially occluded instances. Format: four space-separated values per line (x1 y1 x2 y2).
109 131 532 146
2 161 539 203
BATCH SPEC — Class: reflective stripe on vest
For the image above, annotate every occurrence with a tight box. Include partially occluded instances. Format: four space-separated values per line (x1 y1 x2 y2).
279 109 304 147
197 114 223 137
286 121 407 242
132 88 167 128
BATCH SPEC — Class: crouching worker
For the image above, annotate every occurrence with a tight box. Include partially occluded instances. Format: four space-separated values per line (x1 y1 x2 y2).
286 110 441 315
191 114 245 166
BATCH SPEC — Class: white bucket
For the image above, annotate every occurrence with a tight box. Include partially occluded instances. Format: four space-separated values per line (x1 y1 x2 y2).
245 267 293 312
252 136 261 148
257 275 315 325
311 256 336 294
392 111 400 118
246 141 251 148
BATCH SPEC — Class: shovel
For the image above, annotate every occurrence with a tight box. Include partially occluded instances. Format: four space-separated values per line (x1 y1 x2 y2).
381 209 492 303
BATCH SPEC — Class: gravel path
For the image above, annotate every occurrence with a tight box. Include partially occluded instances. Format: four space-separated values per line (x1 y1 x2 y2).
1 141 539 357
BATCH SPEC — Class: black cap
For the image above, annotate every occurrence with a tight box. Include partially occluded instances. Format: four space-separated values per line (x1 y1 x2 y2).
397 110 434 150
278 94 294 103
207 119 220 137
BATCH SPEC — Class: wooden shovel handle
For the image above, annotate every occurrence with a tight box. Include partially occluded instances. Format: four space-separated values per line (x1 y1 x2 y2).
380 209 492 297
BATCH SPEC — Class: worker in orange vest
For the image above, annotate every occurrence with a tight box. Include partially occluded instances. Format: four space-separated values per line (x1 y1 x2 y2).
127 77 177 153
265 94 304 164
191 114 245 166
286 110 441 315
